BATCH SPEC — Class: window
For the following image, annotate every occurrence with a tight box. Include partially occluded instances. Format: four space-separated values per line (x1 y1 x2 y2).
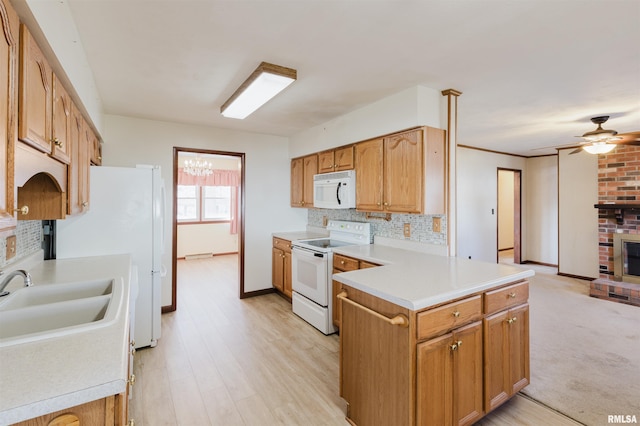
177 184 232 223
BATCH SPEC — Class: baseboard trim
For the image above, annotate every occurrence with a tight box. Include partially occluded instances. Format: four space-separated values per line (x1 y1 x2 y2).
241 287 275 299
557 272 595 281
522 260 558 268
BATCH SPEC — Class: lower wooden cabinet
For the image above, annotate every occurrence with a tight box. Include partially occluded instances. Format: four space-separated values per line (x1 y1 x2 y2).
272 237 292 298
332 253 379 329
417 321 484 426
340 279 530 426
13 394 127 426
484 303 530 411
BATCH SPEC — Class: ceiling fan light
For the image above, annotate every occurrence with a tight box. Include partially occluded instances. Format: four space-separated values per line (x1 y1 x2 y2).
220 62 296 120
583 143 616 154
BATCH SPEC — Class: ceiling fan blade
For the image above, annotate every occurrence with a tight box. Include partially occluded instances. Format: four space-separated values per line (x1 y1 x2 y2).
614 131 640 145
568 147 583 155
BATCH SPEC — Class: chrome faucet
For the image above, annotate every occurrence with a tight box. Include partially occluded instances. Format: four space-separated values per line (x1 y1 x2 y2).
0 270 33 297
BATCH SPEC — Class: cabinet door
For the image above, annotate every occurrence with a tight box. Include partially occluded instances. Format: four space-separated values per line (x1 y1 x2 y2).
355 138 384 211
317 150 335 173
290 157 304 207
272 247 284 291
0 0 19 232
18 24 52 154
87 124 102 166
508 303 530 395
484 304 529 411
452 321 483 426
302 154 317 206
68 103 90 214
283 250 292 298
335 145 354 171
384 129 423 213
417 332 454 426
51 74 71 164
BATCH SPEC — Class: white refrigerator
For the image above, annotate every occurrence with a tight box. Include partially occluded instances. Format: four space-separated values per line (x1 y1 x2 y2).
56 165 165 349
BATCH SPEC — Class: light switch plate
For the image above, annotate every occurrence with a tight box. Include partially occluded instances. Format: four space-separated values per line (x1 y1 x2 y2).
432 217 441 233
6 235 16 261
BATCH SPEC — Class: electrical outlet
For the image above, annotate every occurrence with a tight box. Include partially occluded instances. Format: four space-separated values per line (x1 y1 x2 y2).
6 235 16 261
403 223 411 238
322 216 328 227
432 217 441 233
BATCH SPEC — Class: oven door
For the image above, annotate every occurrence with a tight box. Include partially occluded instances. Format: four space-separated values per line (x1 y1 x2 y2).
291 245 330 306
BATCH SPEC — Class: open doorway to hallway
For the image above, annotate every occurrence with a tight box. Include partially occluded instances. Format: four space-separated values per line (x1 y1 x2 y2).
497 168 521 265
167 147 245 313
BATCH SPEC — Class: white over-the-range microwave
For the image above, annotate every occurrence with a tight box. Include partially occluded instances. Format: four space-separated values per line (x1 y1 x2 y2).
313 170 356 209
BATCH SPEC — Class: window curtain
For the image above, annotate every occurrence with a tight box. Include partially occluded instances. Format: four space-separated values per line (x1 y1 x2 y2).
178 168 240 234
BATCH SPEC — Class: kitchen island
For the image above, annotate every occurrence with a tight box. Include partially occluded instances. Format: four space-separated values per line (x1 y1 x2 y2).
332 244 534 426
0 254 133 425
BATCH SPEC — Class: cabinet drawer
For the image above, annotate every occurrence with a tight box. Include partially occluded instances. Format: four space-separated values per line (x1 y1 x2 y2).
484 280 529 314
360 260 379 269
417 295 482 340
273 237 292 253
334 254 359 271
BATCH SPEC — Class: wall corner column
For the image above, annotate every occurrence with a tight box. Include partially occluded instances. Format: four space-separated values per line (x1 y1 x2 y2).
441 89 462 257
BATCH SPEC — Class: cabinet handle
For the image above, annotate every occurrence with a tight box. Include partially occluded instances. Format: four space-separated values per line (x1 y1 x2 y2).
452 311 460 318
337 291 409 327
341 260 345 265
128 420 136 426
383 202 389 206
14 206 29 215
128 374 136 386
509 292 517 298
376 202 381 206
82 201 89 207
450 343 458 351
507 317 517 324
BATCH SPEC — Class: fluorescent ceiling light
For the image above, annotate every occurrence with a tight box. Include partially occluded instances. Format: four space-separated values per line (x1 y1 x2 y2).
220 62 296 119
583 142 616 154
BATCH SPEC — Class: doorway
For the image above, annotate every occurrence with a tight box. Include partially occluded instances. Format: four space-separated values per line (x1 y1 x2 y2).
166 147 246 313
497 169 521 264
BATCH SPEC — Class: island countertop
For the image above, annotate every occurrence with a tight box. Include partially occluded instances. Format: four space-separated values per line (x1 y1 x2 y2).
332 244 534 311
0 254 132 425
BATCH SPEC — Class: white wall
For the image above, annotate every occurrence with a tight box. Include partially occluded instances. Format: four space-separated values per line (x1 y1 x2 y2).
498 170 515 250
102 114 308 304
177 223 238 257
558 149 599 278
457 148 527 263
525 155 558 265
289 86 443 157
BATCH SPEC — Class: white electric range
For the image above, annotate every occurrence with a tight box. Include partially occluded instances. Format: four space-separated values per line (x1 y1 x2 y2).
291 220 371 334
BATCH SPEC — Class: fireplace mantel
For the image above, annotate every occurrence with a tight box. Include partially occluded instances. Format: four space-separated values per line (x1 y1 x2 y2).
594 204 640 224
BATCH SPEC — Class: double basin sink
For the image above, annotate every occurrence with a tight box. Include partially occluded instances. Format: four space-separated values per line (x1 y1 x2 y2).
0 277 122 346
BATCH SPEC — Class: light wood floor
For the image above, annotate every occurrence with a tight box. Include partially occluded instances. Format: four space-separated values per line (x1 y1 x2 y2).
129 255 582 425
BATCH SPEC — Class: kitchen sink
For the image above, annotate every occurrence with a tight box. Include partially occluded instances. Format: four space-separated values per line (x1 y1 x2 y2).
0 278 122 347
0 279 113 311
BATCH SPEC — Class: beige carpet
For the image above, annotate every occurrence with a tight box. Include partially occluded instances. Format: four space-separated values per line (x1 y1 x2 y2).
511 263 640 426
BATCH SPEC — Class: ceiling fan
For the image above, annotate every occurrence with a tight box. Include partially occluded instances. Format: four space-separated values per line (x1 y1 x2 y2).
569 116 640 154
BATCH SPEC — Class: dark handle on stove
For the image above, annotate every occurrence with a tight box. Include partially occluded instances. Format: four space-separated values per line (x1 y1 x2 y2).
336 182 342 205
314 253 324 258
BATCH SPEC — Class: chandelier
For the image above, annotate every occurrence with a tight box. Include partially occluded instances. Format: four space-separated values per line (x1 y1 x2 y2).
183 157 213 176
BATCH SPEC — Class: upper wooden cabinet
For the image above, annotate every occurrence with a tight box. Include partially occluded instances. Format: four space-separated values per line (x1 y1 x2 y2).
18 24 52 155
51 73 71 164
290 154 317 207
318 145 354 174
355 127 445 214
67 102 90 215
0 0 19 233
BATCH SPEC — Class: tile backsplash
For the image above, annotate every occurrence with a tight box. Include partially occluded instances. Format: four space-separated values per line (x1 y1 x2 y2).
0 221 42 269
308 209 446 245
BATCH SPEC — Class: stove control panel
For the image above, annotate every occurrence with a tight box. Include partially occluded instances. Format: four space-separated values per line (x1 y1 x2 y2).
327 220 371 243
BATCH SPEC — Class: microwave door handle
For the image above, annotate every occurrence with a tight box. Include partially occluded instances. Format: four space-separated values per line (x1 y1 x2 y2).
336 182 342 205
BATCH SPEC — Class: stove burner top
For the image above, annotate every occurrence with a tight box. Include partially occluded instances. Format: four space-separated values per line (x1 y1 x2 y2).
301 239 355 249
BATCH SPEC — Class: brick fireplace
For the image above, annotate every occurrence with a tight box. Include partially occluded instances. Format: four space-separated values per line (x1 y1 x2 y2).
591 145 640 306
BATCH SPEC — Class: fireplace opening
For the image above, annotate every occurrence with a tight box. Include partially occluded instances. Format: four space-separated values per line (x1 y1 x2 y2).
614 234 640 284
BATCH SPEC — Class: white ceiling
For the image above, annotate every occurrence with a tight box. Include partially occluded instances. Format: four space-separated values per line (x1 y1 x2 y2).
64 0 640 156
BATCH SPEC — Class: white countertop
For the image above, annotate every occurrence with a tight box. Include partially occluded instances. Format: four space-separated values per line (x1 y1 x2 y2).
332 244 534 311
0 255 132 425
272 230 328 241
